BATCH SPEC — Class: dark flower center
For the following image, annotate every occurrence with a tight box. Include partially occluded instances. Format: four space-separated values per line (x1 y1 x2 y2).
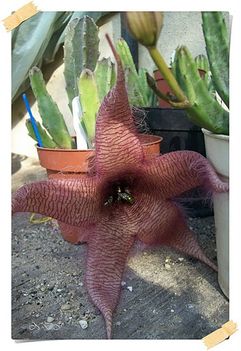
104 181 134 206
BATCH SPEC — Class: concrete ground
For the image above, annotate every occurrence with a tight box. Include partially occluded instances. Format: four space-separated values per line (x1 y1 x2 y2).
11 154 229 340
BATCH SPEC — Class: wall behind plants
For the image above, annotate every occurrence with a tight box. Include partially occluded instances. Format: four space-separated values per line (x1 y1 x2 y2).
138 11 229 72
139 12 206 70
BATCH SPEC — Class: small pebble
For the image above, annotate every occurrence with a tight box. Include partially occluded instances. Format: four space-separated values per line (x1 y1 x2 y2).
171 309 174 313
187 304 194 309
121 281 126 287
165 263 171 270
127 286 133 292
178 257 184 262
47 316 54 323
79 320 88 329
61 303 71 311
57 288 62 292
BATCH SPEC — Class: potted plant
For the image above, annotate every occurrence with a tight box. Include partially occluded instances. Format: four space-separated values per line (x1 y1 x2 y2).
13 34 229 338
26 16 162 180
126 11 229 297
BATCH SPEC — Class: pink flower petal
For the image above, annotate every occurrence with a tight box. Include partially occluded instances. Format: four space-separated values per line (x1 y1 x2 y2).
85 213 136 339
57 222 90 244
135 192 217 271
94 38 143 177
144 150 228 199
12 177 98 226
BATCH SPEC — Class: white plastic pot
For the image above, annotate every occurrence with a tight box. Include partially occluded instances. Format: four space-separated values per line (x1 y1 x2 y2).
202 128 229 298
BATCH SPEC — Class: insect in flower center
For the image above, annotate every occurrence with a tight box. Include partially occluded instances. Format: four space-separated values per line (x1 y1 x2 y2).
104 182 135 206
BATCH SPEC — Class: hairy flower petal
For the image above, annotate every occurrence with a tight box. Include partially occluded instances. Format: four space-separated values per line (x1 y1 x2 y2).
144 150 228 199
94 38 144 177
12 177 99 226
85 213 136 339
57 222 90 244
135 192 217 270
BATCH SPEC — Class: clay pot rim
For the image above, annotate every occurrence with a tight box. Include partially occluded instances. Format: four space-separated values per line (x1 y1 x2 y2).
36 134 163 152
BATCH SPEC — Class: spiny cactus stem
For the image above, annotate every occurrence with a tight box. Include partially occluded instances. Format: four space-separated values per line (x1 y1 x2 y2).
148 46 188 103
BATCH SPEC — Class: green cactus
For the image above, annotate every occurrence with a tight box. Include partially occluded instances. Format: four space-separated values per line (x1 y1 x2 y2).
202 12 229 107
29 67 74 149
78 69 100 146
94 58 116 102
172 46 229 134
26 119 58 148
130 11 229 134
195 54 209 73
116 38 150 106
195 54 216 96
64 16 100 110
138 67 157 106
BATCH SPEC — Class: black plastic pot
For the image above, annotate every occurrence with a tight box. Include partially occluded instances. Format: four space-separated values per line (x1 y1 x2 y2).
141 107 213 218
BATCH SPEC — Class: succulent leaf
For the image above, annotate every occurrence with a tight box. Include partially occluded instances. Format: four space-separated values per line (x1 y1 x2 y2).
94 58 116 102
202 12 229 107
79 69 100 145
64 16 100 110
25 119 58 148
117 38 149 106
29 67 74 149
173 46 229 134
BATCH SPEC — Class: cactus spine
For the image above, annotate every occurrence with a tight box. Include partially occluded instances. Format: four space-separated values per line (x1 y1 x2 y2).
64 16 100 110
29 67 73 148
202 12 229 107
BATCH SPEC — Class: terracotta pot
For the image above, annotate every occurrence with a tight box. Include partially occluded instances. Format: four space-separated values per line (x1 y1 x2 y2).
154 69 206 108
37 134 162 179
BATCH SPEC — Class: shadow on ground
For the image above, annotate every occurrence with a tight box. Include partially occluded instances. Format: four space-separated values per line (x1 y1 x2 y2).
12 214 229 340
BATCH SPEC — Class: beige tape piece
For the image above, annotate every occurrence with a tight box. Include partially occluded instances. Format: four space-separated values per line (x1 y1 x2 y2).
203 321 237 349
2 1 39 31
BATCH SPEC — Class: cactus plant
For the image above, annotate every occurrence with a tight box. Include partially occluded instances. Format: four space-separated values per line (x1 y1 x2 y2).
172 46 229 134
63 16 100 110
26 119 58 148
202 12 229 108
78 69 100 146
195 54 209 74
29 67 74 149
116 38 155 107
26 17 159 150
126 11 229 135
94 58 116 102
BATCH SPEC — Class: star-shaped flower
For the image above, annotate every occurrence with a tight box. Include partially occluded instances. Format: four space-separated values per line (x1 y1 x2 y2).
12 37 228 339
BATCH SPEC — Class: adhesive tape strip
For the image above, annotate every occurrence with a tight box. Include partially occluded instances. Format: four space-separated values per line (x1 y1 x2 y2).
2 1 39 32
203 320 237 349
